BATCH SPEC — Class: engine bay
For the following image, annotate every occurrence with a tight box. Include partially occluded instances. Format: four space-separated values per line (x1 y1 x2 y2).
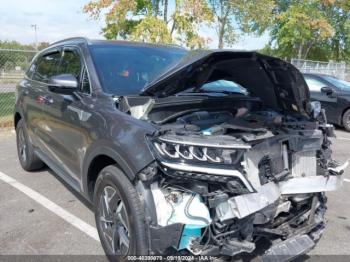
116 52 347 259
128 95 346 259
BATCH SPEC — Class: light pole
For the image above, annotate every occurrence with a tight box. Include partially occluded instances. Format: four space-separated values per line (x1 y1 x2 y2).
31 24 38 51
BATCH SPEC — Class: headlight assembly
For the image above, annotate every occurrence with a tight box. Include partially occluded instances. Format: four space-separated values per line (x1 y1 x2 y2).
149 135 250 166
147 135 254 192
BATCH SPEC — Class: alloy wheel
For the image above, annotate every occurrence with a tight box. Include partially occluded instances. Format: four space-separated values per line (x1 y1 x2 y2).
99 186 130 255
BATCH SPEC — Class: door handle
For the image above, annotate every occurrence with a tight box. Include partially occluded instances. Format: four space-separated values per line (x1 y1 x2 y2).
43 95 54 104
36 95 53 104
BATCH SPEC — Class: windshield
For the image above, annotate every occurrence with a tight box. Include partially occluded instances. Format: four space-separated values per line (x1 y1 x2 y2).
90 44 187 95
201 80 249 95
323 75 350 90
184 79 249 96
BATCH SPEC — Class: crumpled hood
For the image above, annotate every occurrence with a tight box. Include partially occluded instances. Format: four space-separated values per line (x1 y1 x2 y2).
140 50 310 115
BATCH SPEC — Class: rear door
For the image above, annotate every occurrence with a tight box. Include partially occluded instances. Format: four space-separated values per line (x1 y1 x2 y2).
304 75 338 123
40 46 91 182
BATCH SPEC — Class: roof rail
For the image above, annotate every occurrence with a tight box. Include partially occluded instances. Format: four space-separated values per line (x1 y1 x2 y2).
50 37 90 46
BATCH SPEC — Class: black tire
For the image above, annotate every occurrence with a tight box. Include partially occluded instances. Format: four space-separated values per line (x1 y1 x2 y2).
342 109 350 132
16 119 44 171
94 165 148 261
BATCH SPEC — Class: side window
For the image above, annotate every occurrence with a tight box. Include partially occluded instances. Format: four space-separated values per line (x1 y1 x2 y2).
58 49 82 82
80 68 91 94
32 51 61 83
304 77 325 92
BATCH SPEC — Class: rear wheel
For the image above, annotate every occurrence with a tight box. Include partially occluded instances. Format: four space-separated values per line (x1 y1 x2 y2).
16 119 44 171
342 109 350 132
94 165 148 261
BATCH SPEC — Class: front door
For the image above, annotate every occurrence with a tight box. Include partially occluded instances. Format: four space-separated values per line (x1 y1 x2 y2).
23 49 61 150
41 47 91 182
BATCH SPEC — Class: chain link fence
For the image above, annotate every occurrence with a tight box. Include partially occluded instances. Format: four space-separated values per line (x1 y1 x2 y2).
291 58 350 81
0 49 37 129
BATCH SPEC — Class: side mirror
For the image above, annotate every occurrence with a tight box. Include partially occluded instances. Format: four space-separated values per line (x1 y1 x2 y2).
48 74 78 94
321 86 335 97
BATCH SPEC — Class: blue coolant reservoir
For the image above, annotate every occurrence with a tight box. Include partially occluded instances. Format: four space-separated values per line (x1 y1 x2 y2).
201 128 212 135
178 225 203 250
150 183 211 252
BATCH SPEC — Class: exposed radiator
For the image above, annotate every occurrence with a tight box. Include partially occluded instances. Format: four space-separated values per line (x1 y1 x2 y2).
291 150 317 177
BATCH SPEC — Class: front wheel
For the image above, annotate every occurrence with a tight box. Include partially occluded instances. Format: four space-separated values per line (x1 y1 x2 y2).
342 109 350 132
94 165 148 261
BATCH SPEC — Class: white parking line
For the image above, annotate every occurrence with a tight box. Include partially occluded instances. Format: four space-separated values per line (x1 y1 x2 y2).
336 137 350 141
0 171 100 242
344 178 350 183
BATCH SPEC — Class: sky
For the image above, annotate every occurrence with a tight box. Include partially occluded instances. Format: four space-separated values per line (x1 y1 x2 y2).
0 0 269 50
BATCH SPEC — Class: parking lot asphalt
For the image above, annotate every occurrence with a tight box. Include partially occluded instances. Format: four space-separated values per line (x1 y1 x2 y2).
0 128 350 259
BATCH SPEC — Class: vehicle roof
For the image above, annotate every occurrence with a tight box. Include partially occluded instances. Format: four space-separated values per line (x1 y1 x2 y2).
49 37 187 51
48 37 258 54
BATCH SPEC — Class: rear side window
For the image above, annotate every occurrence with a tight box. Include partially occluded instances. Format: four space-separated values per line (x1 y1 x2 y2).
58 49 82 82
32 51 61 83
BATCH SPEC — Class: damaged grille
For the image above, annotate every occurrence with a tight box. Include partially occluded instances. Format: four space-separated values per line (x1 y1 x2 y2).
258 156 273 184
258 154 287 184
167 171 250 193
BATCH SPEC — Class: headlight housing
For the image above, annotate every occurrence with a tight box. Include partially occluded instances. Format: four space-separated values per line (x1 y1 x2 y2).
148 134 250 166
146 134 254 192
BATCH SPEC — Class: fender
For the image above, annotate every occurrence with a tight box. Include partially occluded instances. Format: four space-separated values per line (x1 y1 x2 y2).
14 108 33 143
81 139 155 198
13 109 23 128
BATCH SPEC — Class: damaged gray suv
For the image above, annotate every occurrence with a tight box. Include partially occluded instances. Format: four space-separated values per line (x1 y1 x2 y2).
14 38 347 260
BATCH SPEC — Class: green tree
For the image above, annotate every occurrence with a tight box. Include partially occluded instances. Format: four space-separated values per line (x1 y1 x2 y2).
209 0 237 49
0 40 34 51
273 1 333 59
132 15 172 43
208 0 275 49
171 0 214 49
322 0 350 61
258 0 350 62
83 0 213 49
0 41 36 70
